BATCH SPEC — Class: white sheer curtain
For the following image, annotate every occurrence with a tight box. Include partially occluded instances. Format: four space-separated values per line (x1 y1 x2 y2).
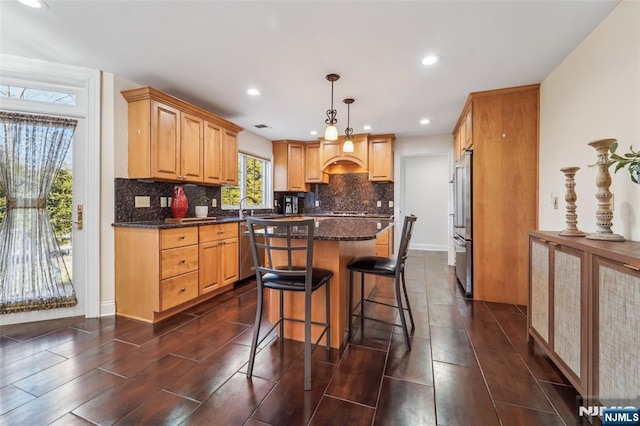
0 112 77 314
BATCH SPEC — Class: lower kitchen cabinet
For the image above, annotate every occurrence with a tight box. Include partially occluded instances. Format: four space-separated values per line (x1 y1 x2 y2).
115 223 239 323
375 225 393 257
528 231 640 413
199 223 239 294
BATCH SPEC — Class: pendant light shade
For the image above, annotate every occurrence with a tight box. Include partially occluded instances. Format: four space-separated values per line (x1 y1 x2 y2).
343 98 355 153
324 74 340 141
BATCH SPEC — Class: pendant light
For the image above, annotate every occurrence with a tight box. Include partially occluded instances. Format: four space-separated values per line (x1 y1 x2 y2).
342 98 355 153
324 74 340 140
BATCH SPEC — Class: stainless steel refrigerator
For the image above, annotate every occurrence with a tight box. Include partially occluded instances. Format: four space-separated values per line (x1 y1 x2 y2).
452 150 473 297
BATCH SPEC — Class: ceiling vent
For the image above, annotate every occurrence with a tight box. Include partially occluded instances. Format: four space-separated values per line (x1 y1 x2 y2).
254 124 270 129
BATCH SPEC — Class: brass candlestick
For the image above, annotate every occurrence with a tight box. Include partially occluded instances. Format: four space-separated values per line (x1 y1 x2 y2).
559 167 586 237
586 138 624 241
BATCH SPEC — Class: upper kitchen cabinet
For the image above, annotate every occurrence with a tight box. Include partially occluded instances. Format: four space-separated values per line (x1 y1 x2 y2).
305 142 329 184
320 134 368 170
368 134 394 182
273 140 310 192
122 86 243 185
461 84 540 306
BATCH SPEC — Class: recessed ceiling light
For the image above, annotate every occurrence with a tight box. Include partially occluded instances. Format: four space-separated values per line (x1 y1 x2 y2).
310 130 318 136
420 118 431 125
17 0 48 8
246 88 261 96
363 125 372 131
421 55 439 66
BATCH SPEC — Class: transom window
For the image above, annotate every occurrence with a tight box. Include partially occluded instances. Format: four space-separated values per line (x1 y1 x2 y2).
0 84 77 106
222 153 271 210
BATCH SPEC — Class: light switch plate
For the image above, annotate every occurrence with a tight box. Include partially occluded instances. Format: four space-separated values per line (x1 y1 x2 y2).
377 201 381 207
135 196 150 208
211 198 217 207
315 200 320 207
160 197 167 208
388 201 394 208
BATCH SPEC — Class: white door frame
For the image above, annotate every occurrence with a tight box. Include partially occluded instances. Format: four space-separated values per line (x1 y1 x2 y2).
0 55 101 324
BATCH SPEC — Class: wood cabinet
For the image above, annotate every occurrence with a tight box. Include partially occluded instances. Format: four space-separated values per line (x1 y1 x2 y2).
115 223 239 323
122 86 242 185
222 129 239 185
305 142 329 184
273 140 309 192
368 134 394 182
199 223 239 294
320 134 368 170
454 85 539 305
528 231 640 410
375 225 394 258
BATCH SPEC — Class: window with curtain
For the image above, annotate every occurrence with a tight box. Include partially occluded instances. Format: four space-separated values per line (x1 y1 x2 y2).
0 112 78 314
222 153 271 209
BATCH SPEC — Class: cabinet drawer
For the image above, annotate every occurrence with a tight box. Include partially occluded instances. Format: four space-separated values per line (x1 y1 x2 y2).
216 223 238 239
161 227 198 249
160 271 198 310
161 245 198 279
376 230 389 245
199 225 219 243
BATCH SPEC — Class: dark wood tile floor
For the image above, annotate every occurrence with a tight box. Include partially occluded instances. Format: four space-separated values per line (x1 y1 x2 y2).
0 251 587 425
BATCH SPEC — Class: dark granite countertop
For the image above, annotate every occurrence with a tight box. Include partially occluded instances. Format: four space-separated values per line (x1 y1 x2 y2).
113 215 394 240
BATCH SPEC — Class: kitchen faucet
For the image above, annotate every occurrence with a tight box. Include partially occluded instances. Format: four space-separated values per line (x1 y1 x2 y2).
238 196 256 219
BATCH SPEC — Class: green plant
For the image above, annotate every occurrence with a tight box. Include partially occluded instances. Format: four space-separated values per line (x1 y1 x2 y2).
609 142 640 184
196 195 210 205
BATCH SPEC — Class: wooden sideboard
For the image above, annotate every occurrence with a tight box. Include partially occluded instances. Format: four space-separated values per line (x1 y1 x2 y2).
528 231 640 416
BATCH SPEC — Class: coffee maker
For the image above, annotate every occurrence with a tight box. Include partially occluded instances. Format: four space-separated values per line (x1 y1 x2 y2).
283 196 298 214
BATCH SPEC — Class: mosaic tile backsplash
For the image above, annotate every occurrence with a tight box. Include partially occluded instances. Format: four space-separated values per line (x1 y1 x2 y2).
115 173 393 222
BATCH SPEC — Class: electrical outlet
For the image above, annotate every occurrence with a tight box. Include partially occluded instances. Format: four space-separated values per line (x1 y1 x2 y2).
315 200 320 207
388 201 394 208
211 198 217 208
376 222 382 230
134 196 150 208
160 197 167 208
376 201 381 207
168 197 172 207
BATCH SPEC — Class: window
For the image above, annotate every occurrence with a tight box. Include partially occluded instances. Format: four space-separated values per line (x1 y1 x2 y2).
0 84 77 105
222 153 271 209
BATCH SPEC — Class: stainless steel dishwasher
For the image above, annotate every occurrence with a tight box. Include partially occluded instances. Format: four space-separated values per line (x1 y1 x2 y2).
239 221 263 280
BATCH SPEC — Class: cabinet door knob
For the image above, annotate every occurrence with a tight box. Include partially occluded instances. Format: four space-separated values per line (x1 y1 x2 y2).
180 259 186 264
179 235 185 239
180 287 186 292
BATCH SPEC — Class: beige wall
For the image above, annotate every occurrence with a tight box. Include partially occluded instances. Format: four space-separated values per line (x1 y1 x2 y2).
539 0 640 240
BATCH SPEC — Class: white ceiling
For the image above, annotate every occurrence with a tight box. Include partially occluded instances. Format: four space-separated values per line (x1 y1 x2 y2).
0 0 619 141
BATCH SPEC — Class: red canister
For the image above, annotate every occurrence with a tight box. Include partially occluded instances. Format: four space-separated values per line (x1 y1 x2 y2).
171 185 188 218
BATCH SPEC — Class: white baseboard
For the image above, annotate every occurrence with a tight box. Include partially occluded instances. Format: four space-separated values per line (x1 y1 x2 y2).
100 301 116 317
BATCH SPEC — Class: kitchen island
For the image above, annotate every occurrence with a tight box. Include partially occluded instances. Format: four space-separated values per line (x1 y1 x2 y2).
262 217 394 349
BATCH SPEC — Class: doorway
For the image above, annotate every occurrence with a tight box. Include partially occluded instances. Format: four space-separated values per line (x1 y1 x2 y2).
0 56 100 325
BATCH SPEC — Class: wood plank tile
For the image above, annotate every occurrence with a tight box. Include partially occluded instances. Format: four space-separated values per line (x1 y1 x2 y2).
170 321 249 361
537 381 588 425
49 413 95 425
430 325 478 368
113 313 195 345
519 343 570 385
325 345 386 407
237 337 303 382
0 336 20 349
114 389 199 425
0 350 66 387
182 372 274 425
0 369 123 425
1 327 88 367
426 282 455 304
494 401 564 426
13 340 137 396
0 385 35 415
433 361 500 425
310 395 374 426
374 377 436 426
394 309 429 339
348 319 393 351
463 317 516 353
99 329 197 378
72 354 198 425
455 298 495 321
251 358 334 425
165 342 250 402
428 303 464 328
0 316 83 341
491 310 529 352
476 350 554 411
68 316 116 333
47 322 118 358
385 335 433 386
485 301 522 313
